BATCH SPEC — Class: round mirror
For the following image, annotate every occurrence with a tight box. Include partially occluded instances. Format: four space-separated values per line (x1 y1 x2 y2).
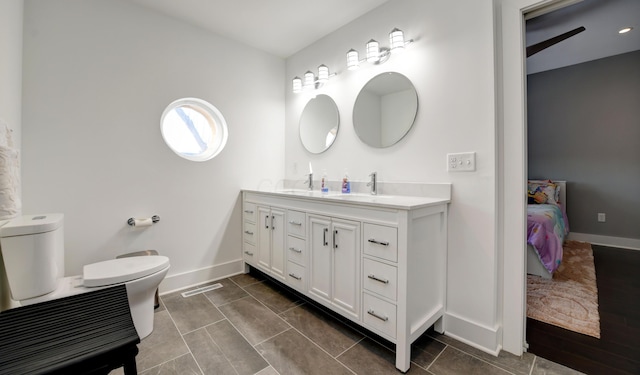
299 94 339 154
353 72 418 148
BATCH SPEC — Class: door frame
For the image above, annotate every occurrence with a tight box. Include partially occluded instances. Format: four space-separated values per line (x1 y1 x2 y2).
498 0 569 355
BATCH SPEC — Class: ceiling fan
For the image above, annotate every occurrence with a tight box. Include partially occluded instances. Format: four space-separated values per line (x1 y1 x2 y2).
526 26 585 57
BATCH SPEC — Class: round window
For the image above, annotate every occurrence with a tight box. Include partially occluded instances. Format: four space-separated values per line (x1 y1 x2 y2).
160 98 228 161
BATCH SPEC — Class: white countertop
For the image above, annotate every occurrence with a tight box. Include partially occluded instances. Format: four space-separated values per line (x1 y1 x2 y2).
242 189 450 210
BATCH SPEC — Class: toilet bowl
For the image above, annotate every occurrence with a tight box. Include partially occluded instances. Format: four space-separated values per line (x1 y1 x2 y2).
0 214 170 339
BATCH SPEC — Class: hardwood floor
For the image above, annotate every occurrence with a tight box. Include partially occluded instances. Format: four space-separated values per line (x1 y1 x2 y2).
526 245 640 375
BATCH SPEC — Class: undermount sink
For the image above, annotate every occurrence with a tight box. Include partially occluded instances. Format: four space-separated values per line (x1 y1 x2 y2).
276 189 338 197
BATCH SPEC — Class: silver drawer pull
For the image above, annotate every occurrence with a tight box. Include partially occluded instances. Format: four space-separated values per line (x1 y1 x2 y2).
244 251 254 256
367 274 389 284
244 210 254 214
289 247 302 253
288 220 302 226
244 230 254 235
288 273 302 280
367 309 388 322
368 239 390 246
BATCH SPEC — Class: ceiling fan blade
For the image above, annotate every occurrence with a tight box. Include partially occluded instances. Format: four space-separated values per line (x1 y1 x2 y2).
526 26 586 57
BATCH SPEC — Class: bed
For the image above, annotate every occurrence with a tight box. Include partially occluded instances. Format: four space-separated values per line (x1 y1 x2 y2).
527 180 569 279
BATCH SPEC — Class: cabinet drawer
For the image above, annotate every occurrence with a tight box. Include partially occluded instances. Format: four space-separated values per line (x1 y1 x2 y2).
363 224 398 262
287 210 306 237
243 242 257 265
363 258 397 301
243 202 257 222
243 221 256 244
286 261 306 292
363 293 397 339
287 236 306 266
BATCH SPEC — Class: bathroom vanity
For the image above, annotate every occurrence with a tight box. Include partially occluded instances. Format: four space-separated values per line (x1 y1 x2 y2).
241 189 449 372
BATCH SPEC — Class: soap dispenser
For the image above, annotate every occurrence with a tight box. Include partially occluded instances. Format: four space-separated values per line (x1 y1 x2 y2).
341 170 351 194
321 169 329 193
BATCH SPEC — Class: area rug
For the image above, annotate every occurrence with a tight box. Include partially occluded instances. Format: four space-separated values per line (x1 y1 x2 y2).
527 240 600 338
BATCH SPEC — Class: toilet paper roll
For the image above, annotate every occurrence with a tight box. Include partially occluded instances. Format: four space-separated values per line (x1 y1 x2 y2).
133 218 153 227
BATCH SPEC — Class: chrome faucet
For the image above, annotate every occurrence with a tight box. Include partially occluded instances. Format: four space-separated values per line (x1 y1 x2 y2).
307 173 313 190
367 172 377 195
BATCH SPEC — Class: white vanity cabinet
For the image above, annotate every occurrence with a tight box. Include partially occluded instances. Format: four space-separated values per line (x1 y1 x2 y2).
241 190 449 373
242 202 258 266
308 214 360 320
256 205 286 282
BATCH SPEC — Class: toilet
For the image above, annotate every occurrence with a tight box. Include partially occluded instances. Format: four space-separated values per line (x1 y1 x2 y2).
0 214 170 339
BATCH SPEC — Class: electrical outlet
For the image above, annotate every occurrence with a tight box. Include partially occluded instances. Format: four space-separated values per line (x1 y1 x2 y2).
597 213 606 222
447 152 476 172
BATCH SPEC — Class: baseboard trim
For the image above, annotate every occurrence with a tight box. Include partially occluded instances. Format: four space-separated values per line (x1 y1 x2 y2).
444 312 501 355
568 232 640 251
158 259 245 295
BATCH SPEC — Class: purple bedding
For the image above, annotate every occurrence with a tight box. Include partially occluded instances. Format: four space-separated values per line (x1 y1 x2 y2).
527 203 569 274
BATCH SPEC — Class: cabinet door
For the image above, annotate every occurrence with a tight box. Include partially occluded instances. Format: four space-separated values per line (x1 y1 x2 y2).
309 215 331 303
332 218 360 318
270 208 286 281
257 206 271 272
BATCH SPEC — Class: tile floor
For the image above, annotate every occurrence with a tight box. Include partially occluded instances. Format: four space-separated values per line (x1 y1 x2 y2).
111 272 584 375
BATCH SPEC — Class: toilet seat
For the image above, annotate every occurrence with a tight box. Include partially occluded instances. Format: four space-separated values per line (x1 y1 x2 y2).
83 255 170 287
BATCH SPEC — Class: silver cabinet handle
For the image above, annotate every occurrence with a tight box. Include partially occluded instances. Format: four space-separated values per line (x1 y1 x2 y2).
244 250 254 256
265 215 269 229
288 273 302 280
323 228 328 246
289 247 302 253
367 274 389 284
333 229 338 249
271 215 275 231
367 239 389 246
367 309 388 322
244 230 254 235
244 210 254 214
288 220 302 226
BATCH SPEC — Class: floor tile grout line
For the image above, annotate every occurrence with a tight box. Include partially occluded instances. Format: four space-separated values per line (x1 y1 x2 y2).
529 356 537 375
146 304 202 374
212 293 286 374
201 324 241 375
425 343 448 373
426 333 529 374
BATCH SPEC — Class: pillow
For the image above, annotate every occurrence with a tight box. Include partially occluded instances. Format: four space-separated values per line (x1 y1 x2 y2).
527 179 559 204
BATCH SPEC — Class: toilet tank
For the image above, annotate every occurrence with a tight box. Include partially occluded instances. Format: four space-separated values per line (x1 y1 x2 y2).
0 214 64 301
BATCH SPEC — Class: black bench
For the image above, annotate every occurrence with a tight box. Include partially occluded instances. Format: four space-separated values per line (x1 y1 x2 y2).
0 284 140 375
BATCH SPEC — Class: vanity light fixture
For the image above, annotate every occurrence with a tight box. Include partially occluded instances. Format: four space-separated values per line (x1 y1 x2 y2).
346 27 413 70
292 64 336 93
618 27 633 34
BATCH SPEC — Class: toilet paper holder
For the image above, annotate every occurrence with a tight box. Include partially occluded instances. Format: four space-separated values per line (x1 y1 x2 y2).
127 215 160 226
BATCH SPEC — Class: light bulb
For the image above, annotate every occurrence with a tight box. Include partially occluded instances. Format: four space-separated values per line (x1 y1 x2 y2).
303 71 315 90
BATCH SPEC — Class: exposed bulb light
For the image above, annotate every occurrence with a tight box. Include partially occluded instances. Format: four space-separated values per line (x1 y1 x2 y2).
618 27 633 34
347 49 360 70
317 65 329 84
366 39 380 63
292 77 302 94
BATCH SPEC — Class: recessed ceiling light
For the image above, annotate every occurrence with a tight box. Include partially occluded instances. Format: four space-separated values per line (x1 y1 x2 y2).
618 27 633 34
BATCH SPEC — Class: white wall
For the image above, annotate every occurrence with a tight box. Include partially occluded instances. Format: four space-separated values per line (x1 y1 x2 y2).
0 0 23 148
286 0 500 352
21 0 285 292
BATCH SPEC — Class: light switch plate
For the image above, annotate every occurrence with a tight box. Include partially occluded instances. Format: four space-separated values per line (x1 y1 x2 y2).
447 152 476 172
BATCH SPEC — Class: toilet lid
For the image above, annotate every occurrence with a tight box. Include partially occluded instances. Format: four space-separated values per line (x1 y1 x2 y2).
83 255 169 287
